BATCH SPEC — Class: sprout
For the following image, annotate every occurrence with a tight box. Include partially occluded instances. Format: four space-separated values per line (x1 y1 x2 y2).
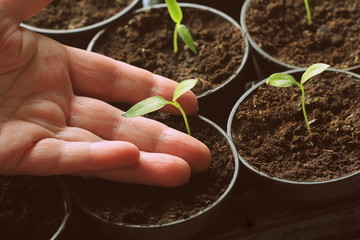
165 0 197 54
303 0 312 25
122 79 198 135
266 63 330 134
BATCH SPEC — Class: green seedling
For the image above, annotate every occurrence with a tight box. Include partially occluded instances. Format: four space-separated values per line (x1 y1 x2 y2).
303 0 312 25
122 79 198 135
266 63 330 134
165 0 197 54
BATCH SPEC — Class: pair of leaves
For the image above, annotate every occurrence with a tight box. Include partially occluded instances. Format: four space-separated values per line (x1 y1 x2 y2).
165 0 197 54
122 79 198 118
267 63 330 88
266 63 330 134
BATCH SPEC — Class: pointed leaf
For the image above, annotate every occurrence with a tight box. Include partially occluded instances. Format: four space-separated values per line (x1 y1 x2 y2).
177 24 197 54
173 79 198 101
122 96 169 118
165 0 182 24
301 63 330 84
267 73 298 87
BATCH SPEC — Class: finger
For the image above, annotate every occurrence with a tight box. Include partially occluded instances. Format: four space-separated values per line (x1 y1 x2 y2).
66 47 198 115
54 125 192 187
69 96 211 172
0 1 53 73
17 138 140 175
86 151 191 187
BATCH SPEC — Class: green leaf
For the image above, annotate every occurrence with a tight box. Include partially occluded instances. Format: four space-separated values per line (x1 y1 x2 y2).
177 24 197 54
301 63 330 84
122 96 169 118
173 79 198 101
165 0 182 24
267 73 298 87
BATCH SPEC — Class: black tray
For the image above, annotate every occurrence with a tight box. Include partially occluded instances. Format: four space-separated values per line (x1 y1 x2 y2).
60 60 360 240
59 2 359 238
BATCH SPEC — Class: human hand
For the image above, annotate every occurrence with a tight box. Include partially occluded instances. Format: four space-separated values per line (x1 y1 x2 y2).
0 0 211 187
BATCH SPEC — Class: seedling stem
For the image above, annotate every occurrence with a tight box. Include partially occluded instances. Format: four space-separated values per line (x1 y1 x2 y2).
303 0 312 25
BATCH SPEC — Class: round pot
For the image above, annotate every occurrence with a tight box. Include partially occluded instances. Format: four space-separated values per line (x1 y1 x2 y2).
21 0 141 49
227 68 360 204
240 0 360 80
67 114 239 240
87 3 250 129
0 176 72 240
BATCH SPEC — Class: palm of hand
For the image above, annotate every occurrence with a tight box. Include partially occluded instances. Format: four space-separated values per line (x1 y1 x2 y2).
1 33 81 173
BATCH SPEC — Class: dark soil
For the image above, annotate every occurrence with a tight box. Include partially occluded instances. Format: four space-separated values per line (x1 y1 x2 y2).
180 0 245 21
0 176 66 240
92 6 245 96
230 71 360 181
69 113 235 226
245 0 360 69
23 0 134 29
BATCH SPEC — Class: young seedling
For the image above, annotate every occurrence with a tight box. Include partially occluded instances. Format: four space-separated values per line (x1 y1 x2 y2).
266 63 330 134
122 79 198 135
165 0 197 54
303 0 312 25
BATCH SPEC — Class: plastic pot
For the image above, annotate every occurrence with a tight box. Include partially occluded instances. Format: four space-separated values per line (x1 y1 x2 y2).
67 115 239 240
240 0 301 80
87 3 249 129
240 0 360 80
0 176 72 240
227 68 360 204
20 0 141 49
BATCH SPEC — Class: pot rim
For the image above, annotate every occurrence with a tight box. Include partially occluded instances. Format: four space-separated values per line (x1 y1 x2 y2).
20 0 141 34
240 0 360 72
87 2 250 99
77 114 239 229
227 67 360 186
51 177 72 240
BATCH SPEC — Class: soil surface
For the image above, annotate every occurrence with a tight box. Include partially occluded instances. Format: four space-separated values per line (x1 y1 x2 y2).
245 0 360 69
0 176 66 240
231 71 359 181
92 7 245 96
181 0 245 21
69 113 235 226
23 0 134 29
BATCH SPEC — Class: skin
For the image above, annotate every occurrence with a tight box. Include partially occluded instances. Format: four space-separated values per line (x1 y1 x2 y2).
0 0 211 187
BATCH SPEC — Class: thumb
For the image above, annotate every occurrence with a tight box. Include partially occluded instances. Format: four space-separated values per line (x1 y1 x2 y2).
0 0 54 72
0 0 52 22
